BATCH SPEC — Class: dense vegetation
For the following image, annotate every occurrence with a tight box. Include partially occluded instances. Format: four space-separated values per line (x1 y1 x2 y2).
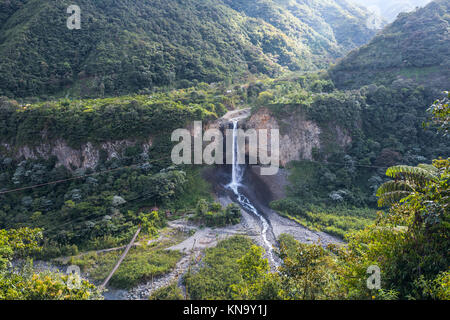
0 93 218 148
0 0 448 301
1 74 447 254
0 227 101 299
330 0 450 90
0 153 213 258
183 236 254 300
0 93 220 257
0 0 376 98
271 201 377 238
67 240 182 289
186 157 449 300
149 281 184 300
190 200 242 228
250 74 448 237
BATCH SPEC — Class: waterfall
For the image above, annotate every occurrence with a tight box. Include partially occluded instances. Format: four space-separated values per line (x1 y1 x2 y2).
229 120 242 193
227 120 275 265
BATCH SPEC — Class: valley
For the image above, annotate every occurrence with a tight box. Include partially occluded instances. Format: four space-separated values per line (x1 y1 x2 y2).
0 0 448 302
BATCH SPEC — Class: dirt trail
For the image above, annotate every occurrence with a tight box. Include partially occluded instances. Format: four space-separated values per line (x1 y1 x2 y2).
103 212 254 300
103 193 342 300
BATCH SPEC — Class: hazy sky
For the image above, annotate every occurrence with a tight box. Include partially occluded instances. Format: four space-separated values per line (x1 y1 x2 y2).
349 0 433 22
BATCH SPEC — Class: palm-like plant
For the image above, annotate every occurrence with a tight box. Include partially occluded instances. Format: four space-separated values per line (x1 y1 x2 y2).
376 164 439 207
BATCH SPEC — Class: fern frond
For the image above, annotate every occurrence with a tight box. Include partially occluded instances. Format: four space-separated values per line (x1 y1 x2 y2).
385 165 437 186
376 181 413 196
376 181 414 207
417 164 438 175
377 190 413 207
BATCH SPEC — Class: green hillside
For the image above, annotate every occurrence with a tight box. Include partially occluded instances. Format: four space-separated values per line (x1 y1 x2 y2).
330 0 450 90
0 0 376 98
222 0 377 59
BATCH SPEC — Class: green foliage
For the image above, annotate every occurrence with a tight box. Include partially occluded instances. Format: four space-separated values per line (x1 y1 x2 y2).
0 269 102 300
167 167 214 211
264 155 448 301
70 245 182 289
235 245 269 282
376 163 439 207
0 0 376 98
191 200 241 228
0 150 194 255
336 158 449 299
143 169 187 203
277 235 342 300
427 91 450 135
183 236 253 300
265 85 447 238
139 211 165 238
0 227 101 300
230 234 345 300
271 200 377 238
195 199 209 218
149 281 184 300
0 228 42 268
0 95 215 148
230 245 282 300
330 0 450 90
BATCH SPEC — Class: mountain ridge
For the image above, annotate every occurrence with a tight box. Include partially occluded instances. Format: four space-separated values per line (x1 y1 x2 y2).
0 0 376 98
330 0 450 90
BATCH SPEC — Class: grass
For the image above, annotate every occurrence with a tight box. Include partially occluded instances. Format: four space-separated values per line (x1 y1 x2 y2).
183 236 254 300
64 228 188 289
167 166 214 212
274 202 378 239
149 281 184 300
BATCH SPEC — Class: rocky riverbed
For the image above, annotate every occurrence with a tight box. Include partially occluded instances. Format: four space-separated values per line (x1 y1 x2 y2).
102 193 341 300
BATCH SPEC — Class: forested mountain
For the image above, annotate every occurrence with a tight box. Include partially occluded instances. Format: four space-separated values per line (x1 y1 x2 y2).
330 0 450 90
0 0 376 98
350 0 433 22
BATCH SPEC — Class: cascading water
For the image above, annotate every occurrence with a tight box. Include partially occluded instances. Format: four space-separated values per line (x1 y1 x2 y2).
227 120 275 265
228 121 243 194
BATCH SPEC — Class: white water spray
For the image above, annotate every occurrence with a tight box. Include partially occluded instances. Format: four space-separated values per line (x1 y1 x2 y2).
227 120 275 264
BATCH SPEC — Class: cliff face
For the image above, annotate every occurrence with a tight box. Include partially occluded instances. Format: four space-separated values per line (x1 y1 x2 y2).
245 107 352 166
1 107 351 171
1 138 153 170
246 108 319 166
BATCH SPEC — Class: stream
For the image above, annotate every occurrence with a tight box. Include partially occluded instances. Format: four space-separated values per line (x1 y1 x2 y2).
226 120 276 265
102 116 342 299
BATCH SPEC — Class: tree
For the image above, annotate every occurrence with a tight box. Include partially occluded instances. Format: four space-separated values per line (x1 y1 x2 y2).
278 239 338 300
376 163 439 207
139 211 165 237
0 228 102 300
339 158 449 299
0 228 42 270
231 245 282 300
195 199 209 217
225 203 241 224
427 91 449 135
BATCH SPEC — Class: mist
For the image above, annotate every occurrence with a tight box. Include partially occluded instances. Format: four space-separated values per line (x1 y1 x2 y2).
349 0 433 22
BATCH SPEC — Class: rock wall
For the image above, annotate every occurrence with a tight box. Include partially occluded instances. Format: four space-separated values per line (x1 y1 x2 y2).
0 107 351 172
246 108 318 166
245 107 352 166
1 138 152 170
